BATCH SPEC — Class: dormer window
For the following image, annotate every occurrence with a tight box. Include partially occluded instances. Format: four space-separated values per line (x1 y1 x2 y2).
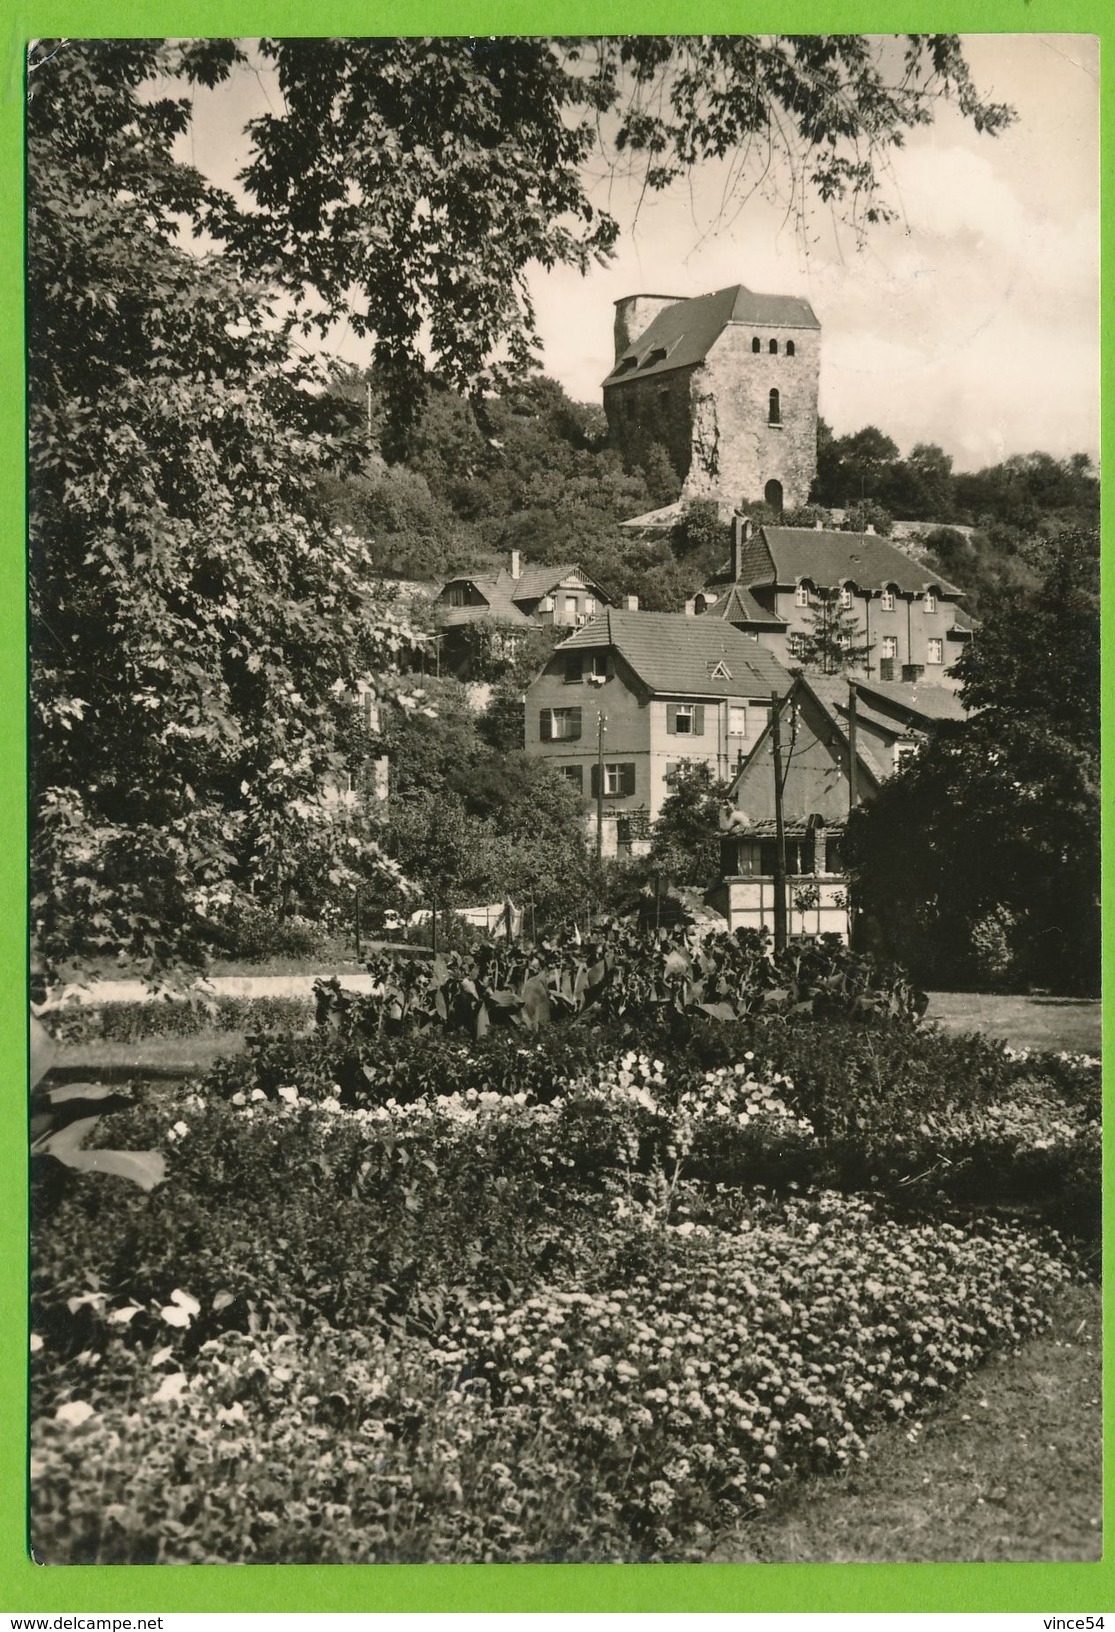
839 586 853 610
795 583 810 608
880 588 895 612
614 356 638 375
924 591 938 614
641 346 668 367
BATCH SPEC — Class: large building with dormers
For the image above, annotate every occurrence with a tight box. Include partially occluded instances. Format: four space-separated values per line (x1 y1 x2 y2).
602 283 820 513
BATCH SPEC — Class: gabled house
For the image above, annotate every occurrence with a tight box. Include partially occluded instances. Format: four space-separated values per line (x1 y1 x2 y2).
433 551 616 676
711 671 968 938
602 283 821 511
694 517 972 689
525 608 791 857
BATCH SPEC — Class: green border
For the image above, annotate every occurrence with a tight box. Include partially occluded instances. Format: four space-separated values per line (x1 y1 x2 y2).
3 1 1110 1614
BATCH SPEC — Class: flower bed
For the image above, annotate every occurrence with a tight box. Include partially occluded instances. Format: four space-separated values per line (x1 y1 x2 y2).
32 1183 1068 1564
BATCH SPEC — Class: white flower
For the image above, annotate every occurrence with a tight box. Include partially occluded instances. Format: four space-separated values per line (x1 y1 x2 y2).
55 1400 95 1426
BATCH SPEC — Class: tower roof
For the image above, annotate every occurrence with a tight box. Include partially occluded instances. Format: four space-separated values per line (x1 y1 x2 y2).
603 283 820 385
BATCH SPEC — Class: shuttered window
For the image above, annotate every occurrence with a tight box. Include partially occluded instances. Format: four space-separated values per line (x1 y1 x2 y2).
539 707 582 741
666 703 705 736
590 762 636 798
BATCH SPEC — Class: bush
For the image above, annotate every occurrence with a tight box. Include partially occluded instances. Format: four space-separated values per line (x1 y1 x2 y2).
211 903 328 962
43 994 315 1045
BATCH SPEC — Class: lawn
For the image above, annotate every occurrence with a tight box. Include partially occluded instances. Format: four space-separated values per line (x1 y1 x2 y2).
712 1280 1101 1562
925 992 1101 1055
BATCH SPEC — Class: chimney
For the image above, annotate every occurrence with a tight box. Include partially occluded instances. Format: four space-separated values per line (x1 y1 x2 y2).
612 294 684 364
623 594 639 611
509 549 522 580
730 515 753 581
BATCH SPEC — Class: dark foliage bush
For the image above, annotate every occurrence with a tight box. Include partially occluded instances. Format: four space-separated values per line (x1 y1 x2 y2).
44 994 314 1045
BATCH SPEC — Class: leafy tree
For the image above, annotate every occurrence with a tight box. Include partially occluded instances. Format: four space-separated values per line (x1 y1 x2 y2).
846 528 1100 993
647 762 732 887
222 37 1012 437
28 40 421 974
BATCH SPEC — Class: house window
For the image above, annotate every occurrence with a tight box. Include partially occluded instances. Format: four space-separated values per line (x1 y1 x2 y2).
788 632 806 660
880 588 895 612
587 651 607 681
924 591 937 614
927 637 944 664
728 704 748 737
559 764 584 791
585 597 596 618
446 583 468 607
881 635 898 660
540 706 582 741
894 742 919 768
786 340 796 357
795 583 810 608
563 653 582 684
839 586 853 610
768 389 781 425
665 760 680 785
591 762 636 797
752 336 761 353
760 838 814 875
563 595 578 623
769 338 779 354
666 703 705 736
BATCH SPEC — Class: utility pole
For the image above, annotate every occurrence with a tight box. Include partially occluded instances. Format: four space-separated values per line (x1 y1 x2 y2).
595 711 607 862
770 688 788 953
848 680 859 810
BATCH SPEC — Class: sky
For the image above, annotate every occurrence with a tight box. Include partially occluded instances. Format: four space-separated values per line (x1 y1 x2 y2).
181 34 1099 474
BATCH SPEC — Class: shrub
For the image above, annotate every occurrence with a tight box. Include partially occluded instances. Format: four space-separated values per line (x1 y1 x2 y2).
210 902 327 962
43 994 314 1045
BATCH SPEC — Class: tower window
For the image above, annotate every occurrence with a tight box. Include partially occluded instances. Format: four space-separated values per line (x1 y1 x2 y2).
769 338 779 354
786 340 796 357
768 389 781 425
764 479 784 515
751 337 761 353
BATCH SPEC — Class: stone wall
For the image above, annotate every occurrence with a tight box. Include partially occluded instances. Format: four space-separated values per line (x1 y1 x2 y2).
603 367 699 484
683 323 819 510
604 316 820 509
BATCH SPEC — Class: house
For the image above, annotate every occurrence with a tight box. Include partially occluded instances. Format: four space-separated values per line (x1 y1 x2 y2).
525 608 791 858
711 671 968 939
433 551 616 675
602 283 820 513
693 517 972 690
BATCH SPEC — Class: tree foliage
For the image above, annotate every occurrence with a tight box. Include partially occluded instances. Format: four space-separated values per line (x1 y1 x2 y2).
647 762 732 887
846 529 1100 994
28 41 420 973
221 36 1012 439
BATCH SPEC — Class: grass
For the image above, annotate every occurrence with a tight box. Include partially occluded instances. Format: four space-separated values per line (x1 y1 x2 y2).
925 992 1102 1054
48 1031 252 1081
711 1281 1101 1563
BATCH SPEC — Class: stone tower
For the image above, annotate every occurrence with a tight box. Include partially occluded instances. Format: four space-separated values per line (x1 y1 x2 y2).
602 283 820 514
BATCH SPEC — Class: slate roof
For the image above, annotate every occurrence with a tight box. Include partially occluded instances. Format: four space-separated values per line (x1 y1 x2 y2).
603 284 819 385
437 563 607 626
557 610 790 700
798 675 892 787
699 584 787 627
855 677 968 724
438 602 532 629
740 527 962 596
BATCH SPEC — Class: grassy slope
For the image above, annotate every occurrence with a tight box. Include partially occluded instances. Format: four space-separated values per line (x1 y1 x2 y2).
712 1282 1101 1563
925 993 1101 1054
